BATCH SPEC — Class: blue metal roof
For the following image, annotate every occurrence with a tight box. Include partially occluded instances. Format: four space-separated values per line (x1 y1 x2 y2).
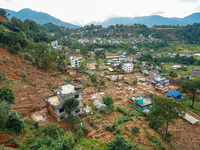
166 91 182 99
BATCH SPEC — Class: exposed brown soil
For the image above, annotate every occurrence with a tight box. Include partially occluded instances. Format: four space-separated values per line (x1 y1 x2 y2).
0 16 9 22
0 47 200 149
0 133 18 148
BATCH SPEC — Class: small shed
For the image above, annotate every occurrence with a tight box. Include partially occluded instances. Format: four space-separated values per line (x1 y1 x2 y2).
166 91 182 100
93 100 107 111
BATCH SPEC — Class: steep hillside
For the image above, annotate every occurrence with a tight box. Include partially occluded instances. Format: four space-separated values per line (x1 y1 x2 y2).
1 47 200 149
5 8 80 29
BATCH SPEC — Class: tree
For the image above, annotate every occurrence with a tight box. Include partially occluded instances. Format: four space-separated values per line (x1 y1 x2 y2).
106 135 133 150
64 97 79 115
181 78 200 107
6 111 24 133
149 96 185 141
75 116 89 132
41 52 54 69
0 86 16 104
0 8 6 17
34 42 48 68
0 101 12 128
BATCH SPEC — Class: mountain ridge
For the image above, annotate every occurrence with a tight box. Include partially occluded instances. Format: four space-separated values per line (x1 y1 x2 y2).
87 13 200 27
5 8 80 29
4 8 200 28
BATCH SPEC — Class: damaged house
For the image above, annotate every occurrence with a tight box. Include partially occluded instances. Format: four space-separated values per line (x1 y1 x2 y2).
44 83 83 121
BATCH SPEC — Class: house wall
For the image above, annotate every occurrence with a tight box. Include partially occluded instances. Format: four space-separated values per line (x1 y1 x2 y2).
45 92 83 122
134 103 153 111
54 93 82 121
122 63 134 72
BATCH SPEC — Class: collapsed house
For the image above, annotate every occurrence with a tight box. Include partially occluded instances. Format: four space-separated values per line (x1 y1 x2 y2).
130 96 153 111
44 83 83 121
151 76 169 92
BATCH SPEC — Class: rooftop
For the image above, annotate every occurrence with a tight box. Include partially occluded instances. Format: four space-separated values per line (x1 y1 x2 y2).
153 76 166 82
44 83 82 107
47 95 60 107
130 96 153 107
60 84 76 94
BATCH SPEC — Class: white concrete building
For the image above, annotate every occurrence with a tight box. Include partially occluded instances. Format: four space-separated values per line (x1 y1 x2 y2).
44 83 83 121
122 62 134 72
70 56 80 68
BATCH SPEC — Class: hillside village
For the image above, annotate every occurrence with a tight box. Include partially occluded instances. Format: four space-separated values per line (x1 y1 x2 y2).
0 8 200 150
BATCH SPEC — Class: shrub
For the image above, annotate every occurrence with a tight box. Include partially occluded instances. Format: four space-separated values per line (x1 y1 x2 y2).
115 105 136 117
104 124 113 132
65 78 73 83
66 114 77 128
0 86 16 104
145 130 166 149
106 135 133 150
124 81 129 84
41 124 64 140
6 111 24 133
2 56 9 63
127 133 134 141
131 126 140 135
0 71 6 81
115 105 130 116
134 143 148 150
117 116 133 124
24 53 33 62
132 77 137 85
20 72 27 79
50 72 61 77
100 79 105 86
103 95 113 106
106 77 111 81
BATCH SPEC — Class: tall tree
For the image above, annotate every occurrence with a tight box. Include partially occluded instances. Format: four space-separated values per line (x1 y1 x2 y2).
181 78 200 107
34 42 48 68
0 8 6 17
41 52 54 69
150 96 185 141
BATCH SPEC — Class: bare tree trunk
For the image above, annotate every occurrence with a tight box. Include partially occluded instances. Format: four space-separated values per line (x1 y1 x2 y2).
165 121 169 141
192 92 196 108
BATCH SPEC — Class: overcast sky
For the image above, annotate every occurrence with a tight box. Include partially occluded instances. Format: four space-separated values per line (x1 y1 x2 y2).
1 0 200 25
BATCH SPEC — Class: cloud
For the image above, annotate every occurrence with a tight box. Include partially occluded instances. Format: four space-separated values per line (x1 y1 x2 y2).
179 0 198 2
4 0 11 1
151 11 165 15
194 6 200 11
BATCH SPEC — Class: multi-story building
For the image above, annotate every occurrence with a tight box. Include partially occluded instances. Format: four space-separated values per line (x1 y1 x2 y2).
44 83 83 121
70 56 80 68
122 62 134 72
191 68 200 76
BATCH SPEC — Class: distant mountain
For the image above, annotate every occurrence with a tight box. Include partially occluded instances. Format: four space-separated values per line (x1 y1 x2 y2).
5 8 80 29
88 13 200 27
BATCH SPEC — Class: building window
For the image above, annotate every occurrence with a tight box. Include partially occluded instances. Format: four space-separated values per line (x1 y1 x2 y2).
60 116 65 120
74 94 79 98
59 107 64 113
75 109 80 114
